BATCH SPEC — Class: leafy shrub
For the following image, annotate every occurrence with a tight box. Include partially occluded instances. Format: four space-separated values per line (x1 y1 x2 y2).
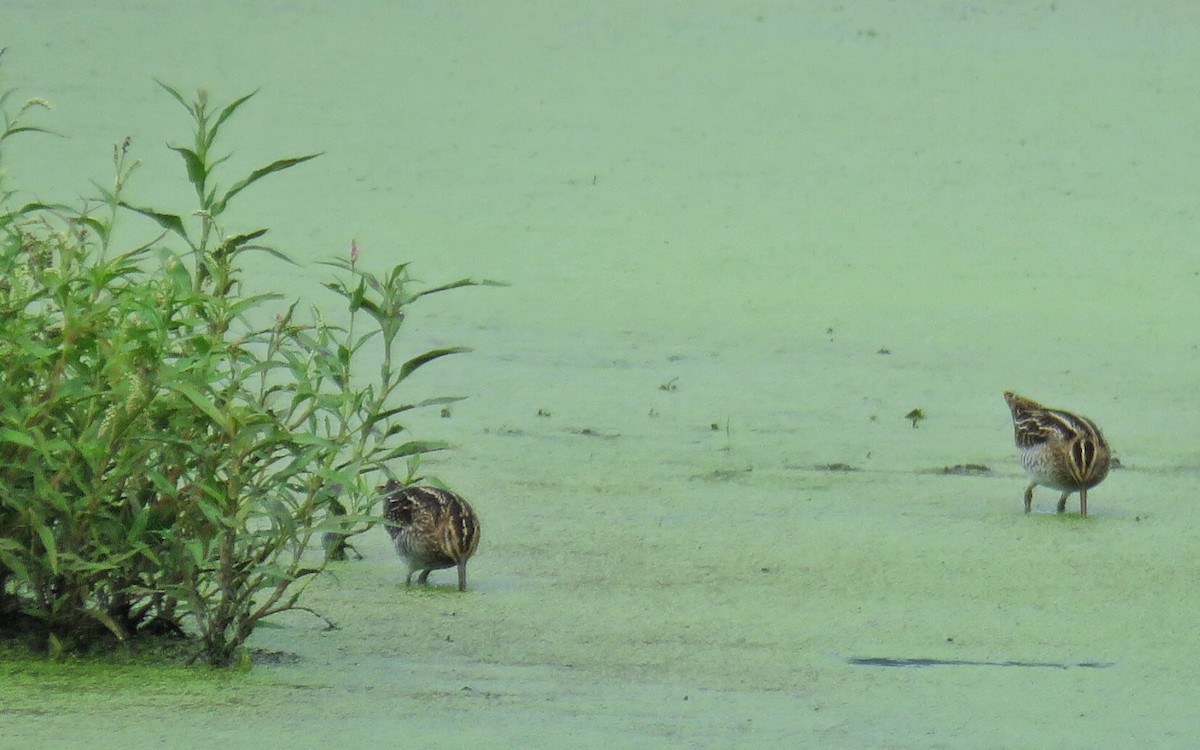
0 65 489 665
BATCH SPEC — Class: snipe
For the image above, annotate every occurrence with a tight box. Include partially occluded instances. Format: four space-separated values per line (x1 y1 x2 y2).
1003 391 1111 517
381 482 481 591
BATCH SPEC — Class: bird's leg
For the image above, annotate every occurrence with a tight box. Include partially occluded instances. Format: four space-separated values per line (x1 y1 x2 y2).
1079 488 1088 518
1024 483 1035 513
417 569 432 584
1056 492 1069 514
457 560 468 592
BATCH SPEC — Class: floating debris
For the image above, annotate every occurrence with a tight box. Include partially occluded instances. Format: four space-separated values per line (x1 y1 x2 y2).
940 463 992 476
847 656 1113 669
814 463 860 473
569 427 618 440
693 468 753 482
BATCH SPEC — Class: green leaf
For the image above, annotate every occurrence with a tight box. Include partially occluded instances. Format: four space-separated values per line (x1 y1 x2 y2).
377 440 450 464
208 90 259 149
397 347 471 382
409 277 507 302
162 251 195 293
10 200 75 216
316 258 355 273
1 124 59 140
0 547 30 582
218 228 269 253
120 201 189 241
88 607 128 641
227 291 285 319
211 153 322 214
164 380 234 435
126 504 151 545
348 278 366 313
168 144 207 188
35 525 58 573
321 280 349 299
110 240 159 267
356 297 383 321
72 211 110 242
351 329 381 353
364 396 467 430
184 539 206 567
0 428 36 448
154 79 192 113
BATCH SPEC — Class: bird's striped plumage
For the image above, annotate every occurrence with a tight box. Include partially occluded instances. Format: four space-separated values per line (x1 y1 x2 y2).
381 482 481 591
1003 391 1111 517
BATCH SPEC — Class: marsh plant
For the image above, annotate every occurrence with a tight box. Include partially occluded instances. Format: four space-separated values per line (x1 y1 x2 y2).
0 72 487 665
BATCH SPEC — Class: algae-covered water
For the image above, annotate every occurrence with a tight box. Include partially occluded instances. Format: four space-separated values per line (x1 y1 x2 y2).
4 2 1200 747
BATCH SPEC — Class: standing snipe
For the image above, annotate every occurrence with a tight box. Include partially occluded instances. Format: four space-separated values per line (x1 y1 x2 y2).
381 481 481 591
1003 392 1111 517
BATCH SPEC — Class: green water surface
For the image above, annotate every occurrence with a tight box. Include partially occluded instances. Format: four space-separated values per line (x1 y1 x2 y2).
3 2 1199 747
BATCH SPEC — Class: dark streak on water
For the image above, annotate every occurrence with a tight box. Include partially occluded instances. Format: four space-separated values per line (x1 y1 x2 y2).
848 656 1114 669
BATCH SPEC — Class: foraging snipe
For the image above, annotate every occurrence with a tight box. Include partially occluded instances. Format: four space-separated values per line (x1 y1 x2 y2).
381 482 481 591
1003 392 1111 517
